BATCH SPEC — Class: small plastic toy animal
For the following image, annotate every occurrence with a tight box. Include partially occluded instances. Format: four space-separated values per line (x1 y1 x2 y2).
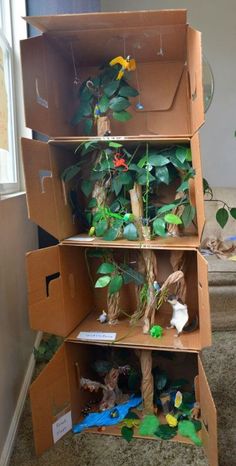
167 294 189 337
113 152 128 171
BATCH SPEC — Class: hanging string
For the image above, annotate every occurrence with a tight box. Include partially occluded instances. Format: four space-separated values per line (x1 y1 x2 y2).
70 42 80 86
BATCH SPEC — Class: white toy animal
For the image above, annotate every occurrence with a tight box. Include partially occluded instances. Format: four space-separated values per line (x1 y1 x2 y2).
167 294 189 337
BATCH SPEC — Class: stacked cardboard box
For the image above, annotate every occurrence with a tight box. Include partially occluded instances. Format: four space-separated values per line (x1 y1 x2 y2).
21 10 218 465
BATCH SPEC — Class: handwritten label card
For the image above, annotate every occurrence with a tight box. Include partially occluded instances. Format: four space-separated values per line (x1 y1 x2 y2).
52 411 72 444
77 331 116 342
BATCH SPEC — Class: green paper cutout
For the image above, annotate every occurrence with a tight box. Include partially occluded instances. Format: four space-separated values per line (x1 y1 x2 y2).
121 426 134 443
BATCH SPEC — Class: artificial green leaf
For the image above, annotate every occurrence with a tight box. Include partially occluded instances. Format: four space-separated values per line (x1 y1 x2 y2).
216 207 229 228
61 164 81 182
103 227 120 241
84 118 93 135
122 265 144 285
121 426 134 443
81 180 93 197
95 275 111 288
192 419 202 432
119 172 132 185
98 95 110 113
109 96 130 112
108 274 123 294
112 110 132 122
97 262 116 274
164 213 182 225
112 176 123 196
80 85 93 102
103 80 120 97
155 425 177 440
108 141 123 148
177 180 189 193
95 219 108 237
186 148 192 161
153 218 166 237
181 205 196 227
80 140 99 156
176 147 188 164
123 223 138 241
148 154 170 167
156 166 170 184
137 155 147 168
118 85 139 97
230 208 236 219
88 197 97 208
137 172 155 185
79 101 92 116
157 204 176 214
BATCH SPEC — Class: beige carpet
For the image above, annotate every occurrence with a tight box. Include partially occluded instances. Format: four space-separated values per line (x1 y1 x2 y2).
10 332 236 466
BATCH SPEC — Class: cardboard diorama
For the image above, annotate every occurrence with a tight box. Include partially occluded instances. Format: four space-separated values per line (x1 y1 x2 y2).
20 10 204 139
22 133 205 248
30 343 217 466
26 244 211 352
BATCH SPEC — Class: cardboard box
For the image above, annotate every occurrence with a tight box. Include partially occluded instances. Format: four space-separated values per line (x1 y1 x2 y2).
26 244 211 352
30 343 217 466
22 133 205 246
20 10 204 138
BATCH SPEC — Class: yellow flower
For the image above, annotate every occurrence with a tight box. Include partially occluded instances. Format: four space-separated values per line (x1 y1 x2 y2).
166 414 178 427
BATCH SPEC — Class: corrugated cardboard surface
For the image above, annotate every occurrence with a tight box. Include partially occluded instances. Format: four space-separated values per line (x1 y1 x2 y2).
20 10 204 138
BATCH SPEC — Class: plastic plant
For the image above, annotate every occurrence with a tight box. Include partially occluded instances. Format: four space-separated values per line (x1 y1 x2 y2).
33 335 62 363
150 325 163 338
71 62 138 134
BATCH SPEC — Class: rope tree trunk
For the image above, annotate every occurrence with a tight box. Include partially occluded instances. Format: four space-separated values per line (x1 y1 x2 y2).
91 151 121 324
129 183 158 334
136 349 154 414
170 250 187 302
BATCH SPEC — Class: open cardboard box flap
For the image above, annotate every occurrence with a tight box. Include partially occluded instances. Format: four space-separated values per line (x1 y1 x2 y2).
20 10 204 138
26 244 211 352
22 134 205 245
30 344 217 464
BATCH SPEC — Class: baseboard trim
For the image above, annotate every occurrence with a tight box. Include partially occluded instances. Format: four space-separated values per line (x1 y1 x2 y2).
0 331 42 466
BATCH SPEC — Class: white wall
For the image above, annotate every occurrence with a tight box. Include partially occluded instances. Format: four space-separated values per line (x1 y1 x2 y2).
101 0 236 188
0 194 38 460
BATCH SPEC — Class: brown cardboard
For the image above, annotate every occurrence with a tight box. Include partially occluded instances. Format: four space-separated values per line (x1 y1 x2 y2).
197 356 218 466
20 10 204 138
26 245 93 336
26 245 211 351
30 344 216 459
22 135 205 245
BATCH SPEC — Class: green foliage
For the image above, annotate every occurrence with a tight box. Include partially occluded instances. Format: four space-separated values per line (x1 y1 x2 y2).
95 275 111 288
34 335 61 363
139 415 160 436
155 424 178 440
178 420 202 446
150 325 163 338
216 207 229 228
121 426 134 442
71 64 138 133
181 205 196 227
108 274 123 294
153 218 166 237
97 262 116 274
164 213 182 225
123 223 138 240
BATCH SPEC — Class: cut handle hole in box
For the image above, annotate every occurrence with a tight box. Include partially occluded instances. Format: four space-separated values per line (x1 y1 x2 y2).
45 272 60 297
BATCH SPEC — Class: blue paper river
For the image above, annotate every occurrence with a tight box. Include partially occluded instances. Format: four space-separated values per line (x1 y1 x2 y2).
73 395 142 434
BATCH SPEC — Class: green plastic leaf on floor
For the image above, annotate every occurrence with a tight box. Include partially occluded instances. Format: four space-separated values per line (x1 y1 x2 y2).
230 208 236 219
139 415 160 436
95 275 111 288
97 262 116 274
121 426 134 443
108 274 123 294
178 420 202 446
155 424 178 440
123 223 138 241
164 213 182 225
216 207 229 228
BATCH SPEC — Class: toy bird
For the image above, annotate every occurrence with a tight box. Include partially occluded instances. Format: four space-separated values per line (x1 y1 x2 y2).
109 55 136 80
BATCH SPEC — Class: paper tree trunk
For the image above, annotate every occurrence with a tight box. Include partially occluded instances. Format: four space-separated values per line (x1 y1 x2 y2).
107 291 120 324
97 116 111 136
138 349 154 414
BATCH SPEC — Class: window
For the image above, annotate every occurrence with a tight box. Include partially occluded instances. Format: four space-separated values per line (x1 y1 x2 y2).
0 0 19 194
